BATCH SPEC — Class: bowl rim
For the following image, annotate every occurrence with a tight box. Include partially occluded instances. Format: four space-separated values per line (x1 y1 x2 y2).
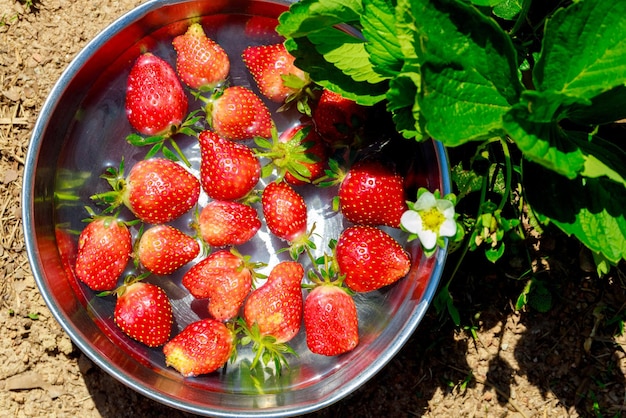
22 0 452 416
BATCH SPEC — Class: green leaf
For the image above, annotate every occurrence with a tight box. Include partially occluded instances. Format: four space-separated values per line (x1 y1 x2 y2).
451 161 484 199
503 89 586 178
395 0 421 63
515 280 531 310
161 146 179 162
579 135 626 189
592 252 611 277
524 160 626 264
285 37 387 105
412 0 523 145
504 89 626 184
492 0 523 20
420 62 511 145
276 0 362 38
469 0 504 6
485 243 505 263
434 284 460 326
567 85 626 126
278 0 388 104
145 143 162 160
528 282 552 313
534 0 626 99
361 0 404 78
386 70 425 140
307 28 386 84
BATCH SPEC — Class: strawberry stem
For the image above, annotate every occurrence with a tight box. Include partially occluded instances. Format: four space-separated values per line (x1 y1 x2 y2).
254 126 319 183
126 109 202 167
90 160 127 213
236 318 297 377
229 247 268 284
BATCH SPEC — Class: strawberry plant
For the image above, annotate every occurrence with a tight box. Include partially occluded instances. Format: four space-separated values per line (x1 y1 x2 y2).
277 0 626 286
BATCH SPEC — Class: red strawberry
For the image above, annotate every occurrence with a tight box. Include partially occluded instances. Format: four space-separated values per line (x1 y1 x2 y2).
92 158 201 225
280 124 328 186
244 16 283 44
335 225 411 292
198 131 261 200
240 261 304 373
164 318 235 377
304 283 359 356
113 279 173 347
207 86 273 140
243 261 304 343
172 23 230 90
75 216 132 291
312 89 367 147
182 249 259 321
261 181 311 258
55 226 77 281
197 200 261 247
338 160 408 228
125 53 188 136
242 43 309 104
137 225 199 275
255 123 328 185
198 130 261 201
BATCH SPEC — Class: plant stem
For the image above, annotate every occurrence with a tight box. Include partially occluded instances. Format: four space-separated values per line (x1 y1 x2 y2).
497 137 513 212
440 170 490 296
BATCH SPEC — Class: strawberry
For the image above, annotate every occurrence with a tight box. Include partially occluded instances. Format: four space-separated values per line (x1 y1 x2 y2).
198 130 261 201
256 123 329 185
206 86 273 140
244 16 283 44
125 53 188 137
182 249 261 321
197 200 261 247
240 261 304 373
335 225 411 292
137 225 199 275
338 160 408 228
113 279 173 347
242 43 310 106
312 89 367 147
164 318 235 377
75 215 132 291
280 124 328 186
261 181 311 258
243 261 304 343
92 158 201 225
304 283 359 356
172 23 230 91
55 226 77 282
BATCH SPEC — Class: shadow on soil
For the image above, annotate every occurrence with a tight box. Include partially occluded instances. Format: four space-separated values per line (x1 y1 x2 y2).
79 229 625 418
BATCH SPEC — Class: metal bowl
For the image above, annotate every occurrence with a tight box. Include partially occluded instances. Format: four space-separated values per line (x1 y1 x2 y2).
22 0 451 416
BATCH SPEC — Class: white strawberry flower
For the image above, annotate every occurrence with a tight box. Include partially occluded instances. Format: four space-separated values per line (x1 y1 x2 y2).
401 189 457 254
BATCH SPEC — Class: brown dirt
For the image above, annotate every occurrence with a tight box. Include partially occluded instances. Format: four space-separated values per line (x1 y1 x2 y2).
1 0 625 417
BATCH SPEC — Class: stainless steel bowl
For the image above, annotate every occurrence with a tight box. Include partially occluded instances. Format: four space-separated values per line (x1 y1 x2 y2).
22 0 451 416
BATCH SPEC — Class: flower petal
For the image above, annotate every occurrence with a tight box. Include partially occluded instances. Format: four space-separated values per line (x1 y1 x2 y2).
417 228 438 250
436 199 455 219
439 219 457 238
400 210 422 234
414 191 436 211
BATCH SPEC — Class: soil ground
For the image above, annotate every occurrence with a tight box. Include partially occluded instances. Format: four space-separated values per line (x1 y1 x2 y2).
1 0 625 417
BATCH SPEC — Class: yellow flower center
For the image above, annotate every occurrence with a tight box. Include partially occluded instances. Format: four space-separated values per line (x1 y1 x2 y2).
420 208 445 232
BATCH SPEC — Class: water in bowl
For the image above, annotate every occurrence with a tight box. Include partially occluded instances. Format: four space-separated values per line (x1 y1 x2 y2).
53 7 442 395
